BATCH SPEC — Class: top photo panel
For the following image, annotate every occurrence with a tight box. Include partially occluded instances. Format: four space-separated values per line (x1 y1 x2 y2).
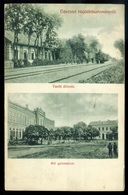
4 4 124 83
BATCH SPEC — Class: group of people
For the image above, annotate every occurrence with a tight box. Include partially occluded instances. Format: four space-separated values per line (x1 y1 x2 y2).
107 142 118 158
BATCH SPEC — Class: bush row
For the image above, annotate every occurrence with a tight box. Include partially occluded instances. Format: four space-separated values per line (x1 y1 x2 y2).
13 59 64 68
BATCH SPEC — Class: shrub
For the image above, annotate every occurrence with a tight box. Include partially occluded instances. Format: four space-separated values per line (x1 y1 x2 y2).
14 58 65 68
13 59 31 68
18 59 24 67
32 59 63 66
23 59 31 67
8 139 17 145
13 59 19 68
32 59 43 66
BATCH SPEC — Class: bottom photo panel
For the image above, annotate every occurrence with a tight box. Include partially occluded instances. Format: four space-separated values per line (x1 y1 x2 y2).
7 93 118 159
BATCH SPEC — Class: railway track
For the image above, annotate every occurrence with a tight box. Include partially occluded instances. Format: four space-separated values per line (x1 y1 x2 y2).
49 63 112 83
4 64 85 81
4 62 113 83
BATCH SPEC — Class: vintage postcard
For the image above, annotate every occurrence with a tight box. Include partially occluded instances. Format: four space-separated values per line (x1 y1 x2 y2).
4 3 125 192
4 3 124 83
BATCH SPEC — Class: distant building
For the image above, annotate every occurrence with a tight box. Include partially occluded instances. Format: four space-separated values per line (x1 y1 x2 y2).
89 120 118 140
8 100 55 140
4 31 54 68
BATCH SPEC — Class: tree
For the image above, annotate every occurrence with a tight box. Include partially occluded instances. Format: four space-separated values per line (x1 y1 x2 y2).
87 125 93 140
89 40 100 63
48 129 55 144
106 132 113 140
114 39 124 58
89 40 99 53
73 122 87 141
68 34 87 63
63 126 72 141
87 125 99 140
111 126 118 140
24 125 39 144
24 125 49 145
91 127 100 139
84 36 102 63
5 4 25 65
106 126 118 141
32 9 48 59
58 40 73 63
44 13 63 60
23 4 36 59
54 128 63 142
56 126 71 141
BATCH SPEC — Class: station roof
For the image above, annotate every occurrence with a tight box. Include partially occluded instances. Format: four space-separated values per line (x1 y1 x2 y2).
5 30 36 46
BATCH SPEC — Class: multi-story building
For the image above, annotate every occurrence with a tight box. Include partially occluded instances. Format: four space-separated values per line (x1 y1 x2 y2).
89 120 118 140
8 100 55 140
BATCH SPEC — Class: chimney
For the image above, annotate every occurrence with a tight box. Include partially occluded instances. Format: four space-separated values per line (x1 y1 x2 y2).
26 104 28 109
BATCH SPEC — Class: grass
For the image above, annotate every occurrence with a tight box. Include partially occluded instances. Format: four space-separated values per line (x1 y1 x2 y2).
79 60 125 83
8 141 118 159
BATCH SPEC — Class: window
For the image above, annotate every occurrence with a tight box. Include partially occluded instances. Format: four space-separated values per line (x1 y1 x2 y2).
45 52 47 59
48 53 51 60
102 127 104 130
31 52 34 60
16 129 18 138
99 127 100 130
19 129 21 138
24 50 27 60
106 127 108 130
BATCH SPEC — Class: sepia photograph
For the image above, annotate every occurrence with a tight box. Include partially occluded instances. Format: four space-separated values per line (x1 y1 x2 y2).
7 93 118 159
4 4 124 83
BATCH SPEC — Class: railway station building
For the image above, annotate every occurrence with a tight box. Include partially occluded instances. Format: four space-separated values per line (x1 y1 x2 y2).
4 31 54 69
89 120 118 140
8 100 55 141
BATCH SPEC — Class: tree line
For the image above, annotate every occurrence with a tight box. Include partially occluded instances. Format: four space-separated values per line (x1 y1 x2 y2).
56 34 111 64
5 4 62 66
23 121 118 145
5 4 112 67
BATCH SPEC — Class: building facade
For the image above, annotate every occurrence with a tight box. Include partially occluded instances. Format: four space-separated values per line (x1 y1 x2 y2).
8 100 55 140
4 31 54 68
89 120 118 140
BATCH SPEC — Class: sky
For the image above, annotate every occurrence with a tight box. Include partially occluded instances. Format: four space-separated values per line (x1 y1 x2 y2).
8 93 118 127
40 4 124 59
